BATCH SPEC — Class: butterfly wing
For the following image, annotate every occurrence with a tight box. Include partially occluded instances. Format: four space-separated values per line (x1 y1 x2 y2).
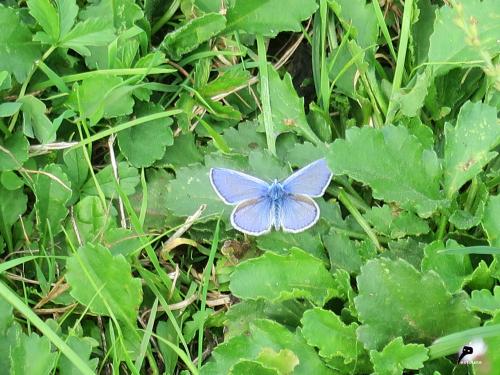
210 168 269 204
282 158 332 197
231 197 274 236
279 194 320 233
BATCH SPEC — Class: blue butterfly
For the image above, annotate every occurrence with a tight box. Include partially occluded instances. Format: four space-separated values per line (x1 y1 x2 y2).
209 158 332 236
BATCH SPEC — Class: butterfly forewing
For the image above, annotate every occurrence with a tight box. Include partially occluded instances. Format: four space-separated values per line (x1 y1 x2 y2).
279 195 319 233
282 158 332 197
210 168 269 204
231 197 274 236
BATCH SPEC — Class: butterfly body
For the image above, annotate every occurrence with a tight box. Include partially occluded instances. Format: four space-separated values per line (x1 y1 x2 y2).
210 158 332 236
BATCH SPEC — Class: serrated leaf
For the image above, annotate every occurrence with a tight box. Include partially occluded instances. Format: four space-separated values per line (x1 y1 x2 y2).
229 248 337 306
11 333 57 375
255 348 299 375
0 132 29 171
0 7 41 82
17 95 59 143
428 0 500 78
81 0 143 31
329 125 443 217
67 75 135 126
324 234 377 274
301 307 361 363
0 186 27 253
66 243 142 324
59 18 115 56
355 258 479 350
421 240 473 293
225 0 318 37
160 13 226 60
57 336 99 375
118 103 173 167
27 0 62 43
443 101 500 197
483 195 500 247
33 164 71 239
257 230 326 261
370 337 428 375
468 286 500 316
229 361 279 375
201 319 332 375
364 205 430 239
82 162 139 199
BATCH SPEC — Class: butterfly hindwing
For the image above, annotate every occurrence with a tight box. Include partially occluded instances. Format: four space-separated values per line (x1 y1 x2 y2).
231 197 274 236
210 168 269 204
282 158 332 197
279 194 319 233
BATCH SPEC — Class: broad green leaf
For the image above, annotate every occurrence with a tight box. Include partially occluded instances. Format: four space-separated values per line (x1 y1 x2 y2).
229 361 279 375
82 162 139 199
449 180 488 230
390 71 430 120
199 67 251 98
58 336 99 375
468 286 500 316
66 243 142 324
201 319 332 375
261 65 318 144
81 0 143 31
157 133 204 168
0 7 41 82
229 248 337 306
11 333 57 375
0 71 12 91
222 122 266 156
301 307 362 363
62 147 89 198
17 95 59 144
118 103 174 167
411 0 437 66
370 337 428 375
160 13 226 60
324 234 376 274
0 324 21 373
0 295 13 335
355 258 479 350
27 0 62 43
67 75 135 126
421 240 473 293
0 132 29 171
157 320 179 375
257 230 326 261
59 18 115 56
328 125 443 217
333 0 378 49
225 0 318 37
255 348 299 374
483 195 500 247
103 227 143 257
225 300 305 340
428 0 500 78
65 196 116 247
0 186 27 252
33 164 72 239
0 102 22 118
363 205 430 239
443 101 500 197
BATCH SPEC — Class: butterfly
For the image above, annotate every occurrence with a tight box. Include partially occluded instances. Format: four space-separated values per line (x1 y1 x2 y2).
209 158 332 236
